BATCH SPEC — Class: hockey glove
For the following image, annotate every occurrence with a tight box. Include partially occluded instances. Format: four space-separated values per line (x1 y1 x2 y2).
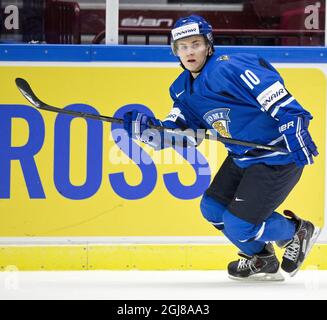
123 109 163 147
280 115 318 167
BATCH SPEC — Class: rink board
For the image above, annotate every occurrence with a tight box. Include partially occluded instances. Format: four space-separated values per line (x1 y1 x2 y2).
1 244 327 271
0 65 324 236
0 46 326 270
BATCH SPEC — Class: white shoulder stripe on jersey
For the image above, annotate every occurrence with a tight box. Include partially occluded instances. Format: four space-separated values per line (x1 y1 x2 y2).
271 96 295 118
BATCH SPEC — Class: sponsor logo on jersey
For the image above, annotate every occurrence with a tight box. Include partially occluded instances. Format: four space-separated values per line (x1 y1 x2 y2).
256 81 288 111
171 23 200 41
203 108 231 138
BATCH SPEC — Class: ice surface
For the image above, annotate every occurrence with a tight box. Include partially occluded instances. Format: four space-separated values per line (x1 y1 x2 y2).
0 270 326 300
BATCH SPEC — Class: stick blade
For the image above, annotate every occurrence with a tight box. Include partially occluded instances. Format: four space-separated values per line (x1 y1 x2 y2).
15 78 43 108
15 77 29 90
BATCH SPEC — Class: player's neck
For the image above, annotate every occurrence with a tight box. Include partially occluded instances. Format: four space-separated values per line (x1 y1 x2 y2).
191 72 200 79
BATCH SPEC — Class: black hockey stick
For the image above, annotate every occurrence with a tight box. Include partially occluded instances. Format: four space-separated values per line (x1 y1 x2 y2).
15 78 288 153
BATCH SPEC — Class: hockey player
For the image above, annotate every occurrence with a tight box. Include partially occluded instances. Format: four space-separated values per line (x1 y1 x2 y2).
122 15 320 281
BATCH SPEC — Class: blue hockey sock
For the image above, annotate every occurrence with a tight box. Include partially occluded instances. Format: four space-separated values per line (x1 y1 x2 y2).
223 209 296 245
201 194 266 256
223 229 266 256
257 211 296 242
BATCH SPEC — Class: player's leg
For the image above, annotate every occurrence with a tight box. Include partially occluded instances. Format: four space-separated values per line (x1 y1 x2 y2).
203 156 289 251
200 194 266 255
225 162 319 278
202 156 268 255
201 157 283 280
222 210 285 281
201 196 284 280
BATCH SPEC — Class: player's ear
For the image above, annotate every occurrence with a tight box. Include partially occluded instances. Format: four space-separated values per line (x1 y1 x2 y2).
208 46 213 56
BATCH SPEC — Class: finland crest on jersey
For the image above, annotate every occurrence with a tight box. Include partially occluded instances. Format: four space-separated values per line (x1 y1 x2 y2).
203 108 231 138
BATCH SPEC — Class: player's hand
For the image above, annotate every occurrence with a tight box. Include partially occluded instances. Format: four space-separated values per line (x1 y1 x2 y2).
123 110 162 143
290 134 318 167
281 116 318 167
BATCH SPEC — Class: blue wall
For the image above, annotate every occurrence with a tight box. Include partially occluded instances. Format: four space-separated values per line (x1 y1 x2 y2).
0 44 326 63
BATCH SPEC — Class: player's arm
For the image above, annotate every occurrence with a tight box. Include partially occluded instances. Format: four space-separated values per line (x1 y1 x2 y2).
122 103 201 150
227 56 318 166
122 109 164 150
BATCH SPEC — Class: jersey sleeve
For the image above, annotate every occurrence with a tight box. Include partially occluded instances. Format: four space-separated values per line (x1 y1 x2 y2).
157 86 204 148
219 55 312 122
162 104 189 131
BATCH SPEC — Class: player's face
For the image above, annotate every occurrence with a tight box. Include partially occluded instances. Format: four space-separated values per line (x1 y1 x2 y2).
176 35 211 77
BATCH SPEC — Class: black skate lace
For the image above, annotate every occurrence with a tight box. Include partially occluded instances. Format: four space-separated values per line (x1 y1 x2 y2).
238 258 251 270
284 235 300 261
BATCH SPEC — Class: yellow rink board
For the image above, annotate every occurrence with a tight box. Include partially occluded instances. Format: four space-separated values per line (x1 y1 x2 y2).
0 244 326 271
0 65 325 270
0 66 325 235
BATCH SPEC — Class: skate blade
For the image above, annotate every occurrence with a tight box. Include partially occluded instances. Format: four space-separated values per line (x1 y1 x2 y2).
228 271 285 282
290 226 321 278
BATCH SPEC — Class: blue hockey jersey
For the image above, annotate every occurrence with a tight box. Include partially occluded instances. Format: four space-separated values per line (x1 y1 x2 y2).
162 53 312 168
